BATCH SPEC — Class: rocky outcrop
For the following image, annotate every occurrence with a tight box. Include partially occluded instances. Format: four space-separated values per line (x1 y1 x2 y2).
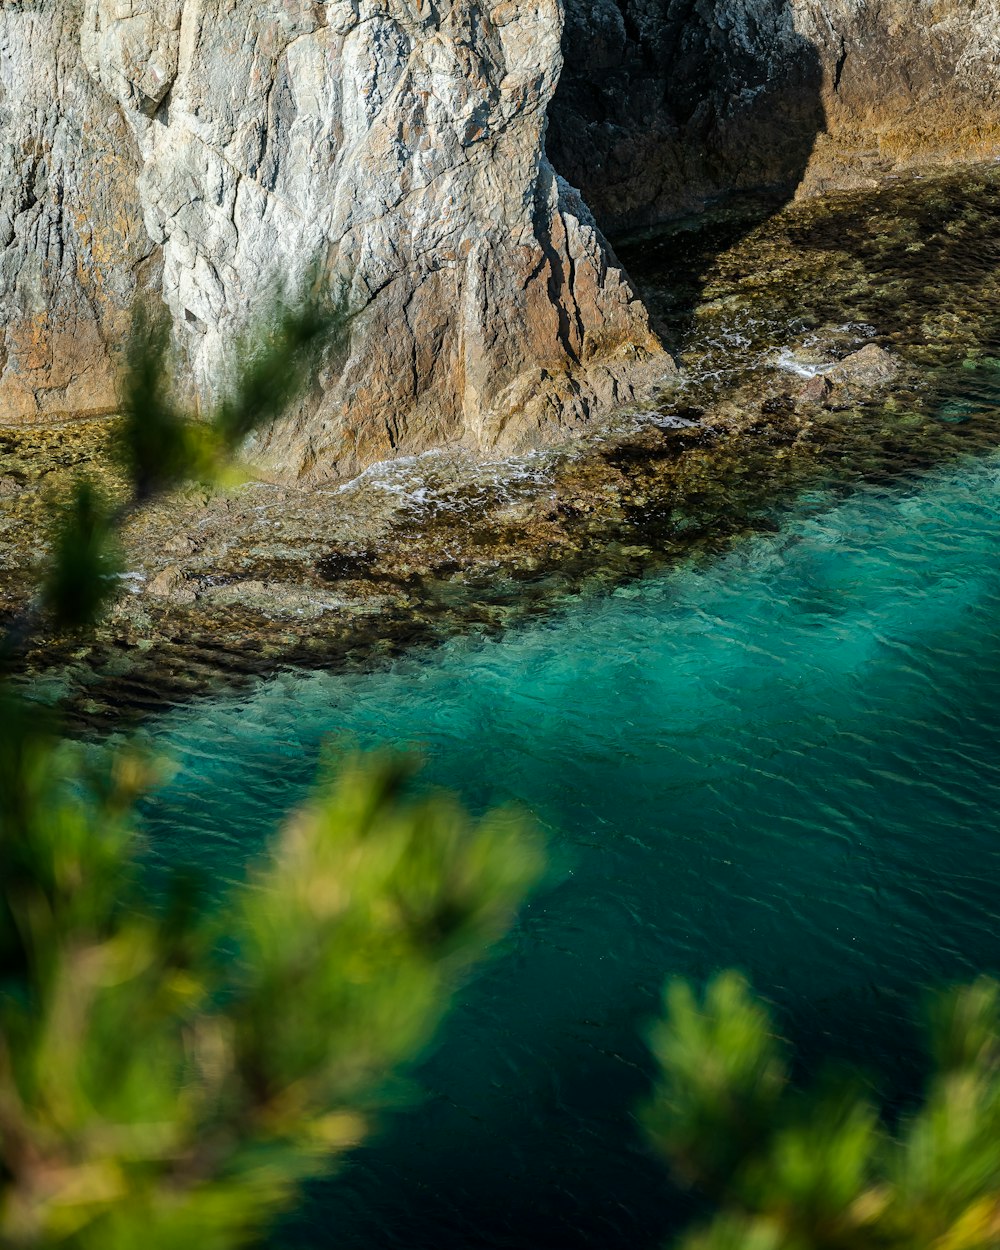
2 0 998 477
793 0 1000 198
0 3 157 422
549 0 1000 234
1 0 665 480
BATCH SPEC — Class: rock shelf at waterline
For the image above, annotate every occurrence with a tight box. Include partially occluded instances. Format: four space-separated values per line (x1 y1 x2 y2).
5 164 1000 727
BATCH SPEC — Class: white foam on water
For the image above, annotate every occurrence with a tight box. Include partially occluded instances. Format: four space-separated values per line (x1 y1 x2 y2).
774 348 832 378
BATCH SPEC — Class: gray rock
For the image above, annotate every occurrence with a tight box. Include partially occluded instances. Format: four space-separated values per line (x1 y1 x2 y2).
200 579 343 618
827 344 899 388
1 0 668 481
1 0 995 478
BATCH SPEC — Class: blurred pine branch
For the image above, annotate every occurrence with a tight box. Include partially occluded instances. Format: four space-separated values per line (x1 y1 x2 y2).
0 290 542 1248
644 973 1000 1250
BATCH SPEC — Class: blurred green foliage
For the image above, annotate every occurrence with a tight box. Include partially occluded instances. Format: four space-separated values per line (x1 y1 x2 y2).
0 294 542 1247
117 294 346 503
0 732 539 1248
3 290 1000 1250
645 972 1000 1250
41 480 121 635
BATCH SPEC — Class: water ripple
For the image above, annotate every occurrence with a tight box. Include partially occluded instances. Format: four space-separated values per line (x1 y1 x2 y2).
129 447 1000 1249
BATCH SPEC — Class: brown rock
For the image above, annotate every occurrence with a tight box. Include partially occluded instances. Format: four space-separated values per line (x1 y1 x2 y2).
2 0 990 478
0 6 157 423
827 345 899 388
146 564 196 603
2 0 670 480
798 374 833 405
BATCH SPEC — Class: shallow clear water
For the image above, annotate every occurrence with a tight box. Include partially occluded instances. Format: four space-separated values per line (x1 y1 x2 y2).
138 443 1000 1249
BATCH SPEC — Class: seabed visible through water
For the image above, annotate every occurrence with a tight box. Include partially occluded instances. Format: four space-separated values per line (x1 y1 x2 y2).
12 163 1000 1248
3 163 1000 727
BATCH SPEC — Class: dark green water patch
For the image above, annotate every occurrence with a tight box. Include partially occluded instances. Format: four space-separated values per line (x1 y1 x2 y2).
138 446 1000 1250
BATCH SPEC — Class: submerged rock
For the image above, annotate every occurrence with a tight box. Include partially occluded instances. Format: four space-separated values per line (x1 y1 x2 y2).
792 343 900 410
798 374 833 405
828 345 899 388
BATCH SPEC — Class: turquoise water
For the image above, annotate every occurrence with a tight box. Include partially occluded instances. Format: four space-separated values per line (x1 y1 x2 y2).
139 449 1000 1248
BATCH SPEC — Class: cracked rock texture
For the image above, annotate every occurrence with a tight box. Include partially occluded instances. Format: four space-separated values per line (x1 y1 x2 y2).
1 0 665 480
0 3 157 422
550 0 1000 233
2 1 997 474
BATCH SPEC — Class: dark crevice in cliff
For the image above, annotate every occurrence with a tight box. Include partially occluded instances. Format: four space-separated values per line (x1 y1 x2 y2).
150 85 173 126
547 0 825 237
545 0 826 354
610 0 645 57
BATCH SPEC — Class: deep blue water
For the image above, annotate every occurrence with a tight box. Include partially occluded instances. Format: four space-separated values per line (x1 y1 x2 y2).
139 449 1000 1249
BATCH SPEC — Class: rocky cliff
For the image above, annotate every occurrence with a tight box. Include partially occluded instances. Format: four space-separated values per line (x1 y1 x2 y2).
1 0 665 480
1 1 998 479
0 5 157 424
550 0 1000 234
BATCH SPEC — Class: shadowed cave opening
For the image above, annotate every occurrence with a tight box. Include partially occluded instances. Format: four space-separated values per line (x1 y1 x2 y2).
547 0 826 237
547 0 826 357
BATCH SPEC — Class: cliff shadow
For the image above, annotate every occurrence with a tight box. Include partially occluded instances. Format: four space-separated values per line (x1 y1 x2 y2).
547 0 827 351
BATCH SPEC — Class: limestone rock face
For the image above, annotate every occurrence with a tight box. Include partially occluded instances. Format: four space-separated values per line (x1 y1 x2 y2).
4 0 997 473
1 0 666 480
0 2 157 422
549 0 1000 233
793 0 1000 199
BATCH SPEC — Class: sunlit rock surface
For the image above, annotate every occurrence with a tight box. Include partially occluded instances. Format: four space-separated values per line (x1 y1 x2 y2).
1 0 665 479
2 0 997 473
0 5 157 422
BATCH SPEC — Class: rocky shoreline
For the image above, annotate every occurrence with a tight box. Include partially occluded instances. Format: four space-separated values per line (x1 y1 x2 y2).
4 0 998 479
5 164 999 731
